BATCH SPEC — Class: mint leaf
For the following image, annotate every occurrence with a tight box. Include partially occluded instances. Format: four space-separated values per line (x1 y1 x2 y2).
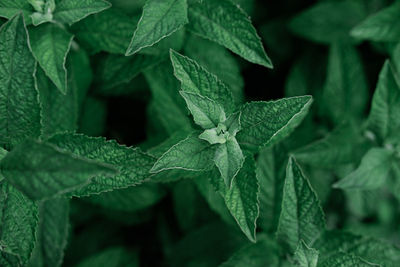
351 2 400 42
367 61 400 142
72 8 136 54
294 240 319 267
237 96 313 151
276 157 326 251
76 247 138 267
30 23 73 94
0 0 34 24
180 91 226 129
319 253 379 267
125 0 188 55
47 133 155 196
0 181 38 264
210 155 259 242
0 14 41 149
170 50 235 113
151 134 216 173
53 0 111 25
28 198 69 267
0 139 117 200
214 137 245 188
187 0 272 68
333 148 394 191
323 43 368 124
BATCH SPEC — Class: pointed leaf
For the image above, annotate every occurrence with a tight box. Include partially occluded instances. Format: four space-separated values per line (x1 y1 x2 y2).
0 0 34 24
187 0 272 67
53 0 111 25
0 139 117 201
333 148 393 191
237 96 313 151
126 0 188 55
293 240 319 267
0 14 41 149
151 134 216 173
276 157 326 251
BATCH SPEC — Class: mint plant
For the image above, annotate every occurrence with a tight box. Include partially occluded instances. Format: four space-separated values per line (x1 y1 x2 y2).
0 0 400 266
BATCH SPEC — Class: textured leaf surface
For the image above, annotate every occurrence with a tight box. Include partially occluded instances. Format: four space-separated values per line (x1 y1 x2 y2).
333 148 393 190
319 252 379 267
76 247 138 267
0 181 38 263
54 0 111 25
211 156 259 242
0 0 33 24
276 157 325 251
180 91 226 129
351 2 400 42
367 61 400 142
187 0 272 67
29 198 69 267
237 96 312 150
0 14 41 149
0 139 116 200
151 134 216 173
293 240 319 267
30 23 73 94
126 0 188 55
48 133 155 196
170 50 235 113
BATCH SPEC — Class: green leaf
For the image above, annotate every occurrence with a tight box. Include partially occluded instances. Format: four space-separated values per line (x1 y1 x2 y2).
53 0 111 25
333 148 394 190
210 155 259 242
276 157 326 252
72 8 137 54
28 198 69 267
293 240 319 267
0 181 38 264
180 91 226 129
75 247 139 267
125 0 188 55
170 50 235 113
0 139 117 200
322 43 368 124
0 14 41 149
351 2 400 42
29 23 73 94
289 1 366 44
319 252 380 267
0 0 34 24
151 134 216 173
236 96 313 151
214 138 245 188
187 0 272 68
367 61 400 142
47 133 155 196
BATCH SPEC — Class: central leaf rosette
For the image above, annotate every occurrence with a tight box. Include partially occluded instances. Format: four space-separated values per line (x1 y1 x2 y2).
28 0 56 25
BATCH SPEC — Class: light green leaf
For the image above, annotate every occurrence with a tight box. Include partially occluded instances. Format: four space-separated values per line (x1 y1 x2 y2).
180 91 226 129
214 137 245 188
199 128 227 145
323 43 368 124
76 247 138 267
151 134 216 173
293 240 319 267
276 157 326 252
0 0 34 24
72 8 136 54
126 0 188 55
333 148 394 191
28 198 69 267
187 0 272 68
289 1 366 44
367 61 400 142
0 181 38 264
237 96 313 151
53 0 111 25
30 12 53 26
319 252 380 267
0 14 41 149
0 139 117 201
351 2 400 42
170 50 235 113
211 155 259 242
29 23 73 94
47 133 155 196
